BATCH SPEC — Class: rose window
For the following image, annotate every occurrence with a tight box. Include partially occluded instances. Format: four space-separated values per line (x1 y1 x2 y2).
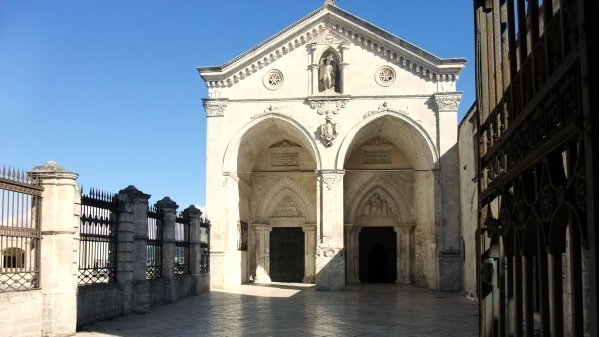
263 70 284 90
375 66 396 87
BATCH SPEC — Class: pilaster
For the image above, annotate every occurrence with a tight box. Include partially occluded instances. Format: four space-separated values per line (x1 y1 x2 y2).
316 170 345 291
302 225 317 283
157 197 179 302
254 224 272 283
345 225 361 283
29 161 79 337
394 225 414 284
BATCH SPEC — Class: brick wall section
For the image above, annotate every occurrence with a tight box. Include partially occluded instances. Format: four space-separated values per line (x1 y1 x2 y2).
77 284 123 327
0 291 43 337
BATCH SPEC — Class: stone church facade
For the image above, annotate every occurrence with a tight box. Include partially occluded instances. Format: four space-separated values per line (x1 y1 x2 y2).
199 3 466 291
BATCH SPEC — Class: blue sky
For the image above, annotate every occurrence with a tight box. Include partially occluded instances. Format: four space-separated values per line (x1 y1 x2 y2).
0 1 474 210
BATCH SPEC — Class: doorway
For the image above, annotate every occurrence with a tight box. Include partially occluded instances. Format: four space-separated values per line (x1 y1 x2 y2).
270 227 304 282
359 227 397 283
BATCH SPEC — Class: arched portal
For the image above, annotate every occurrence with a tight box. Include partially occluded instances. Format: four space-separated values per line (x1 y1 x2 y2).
221 116 319 286
341 114 438 287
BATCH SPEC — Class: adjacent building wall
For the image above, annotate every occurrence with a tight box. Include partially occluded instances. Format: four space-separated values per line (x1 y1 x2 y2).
458 103 478 299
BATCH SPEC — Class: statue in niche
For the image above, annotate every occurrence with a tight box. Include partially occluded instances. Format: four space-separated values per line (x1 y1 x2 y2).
362 193 394 216
319 54 337 93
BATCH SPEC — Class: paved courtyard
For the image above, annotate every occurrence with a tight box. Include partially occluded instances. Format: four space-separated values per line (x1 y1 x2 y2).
77 283 478 337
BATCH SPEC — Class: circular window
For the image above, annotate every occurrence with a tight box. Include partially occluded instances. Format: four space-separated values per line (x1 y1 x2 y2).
375 66 396 87
263 70 284 90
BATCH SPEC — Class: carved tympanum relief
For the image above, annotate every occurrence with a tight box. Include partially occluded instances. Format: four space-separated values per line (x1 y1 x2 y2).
271 196 302 217
361 192 395 216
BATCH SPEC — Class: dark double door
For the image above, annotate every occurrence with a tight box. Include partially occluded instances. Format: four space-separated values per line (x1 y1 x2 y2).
359 227 397 283
270 227 304 282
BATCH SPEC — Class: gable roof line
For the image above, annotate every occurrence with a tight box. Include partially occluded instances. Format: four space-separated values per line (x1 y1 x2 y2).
199 6 326 73
198 4 466 86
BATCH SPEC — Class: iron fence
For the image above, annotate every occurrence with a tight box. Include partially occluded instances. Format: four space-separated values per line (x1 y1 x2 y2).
146 205 163 280
200 219 210 273
174 213 190 275
79 188 117 285
0 166 43 292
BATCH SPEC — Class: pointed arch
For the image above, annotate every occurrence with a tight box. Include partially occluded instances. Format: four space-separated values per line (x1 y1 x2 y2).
222 114 322 174
345 175 413 224
353 186 401 223
255 177 314 223
336 111 438 171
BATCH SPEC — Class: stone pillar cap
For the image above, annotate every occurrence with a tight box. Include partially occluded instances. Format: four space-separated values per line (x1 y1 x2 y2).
29 161 78 179
182 205 203 217
118 185 150 200
156 196 179 210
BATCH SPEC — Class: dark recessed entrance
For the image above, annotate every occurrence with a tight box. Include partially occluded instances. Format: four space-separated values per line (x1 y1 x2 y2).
270 227 304 282
359 227 397 283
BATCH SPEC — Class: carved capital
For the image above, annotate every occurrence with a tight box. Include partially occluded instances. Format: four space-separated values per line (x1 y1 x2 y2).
433 93 462 112
203 100 228 117
319 171 344 190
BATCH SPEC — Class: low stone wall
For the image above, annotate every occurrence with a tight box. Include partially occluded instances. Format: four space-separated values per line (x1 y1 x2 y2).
77 284 123 328
0 290 43 337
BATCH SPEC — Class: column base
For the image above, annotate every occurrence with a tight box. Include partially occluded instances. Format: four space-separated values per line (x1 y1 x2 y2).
315 246 345 291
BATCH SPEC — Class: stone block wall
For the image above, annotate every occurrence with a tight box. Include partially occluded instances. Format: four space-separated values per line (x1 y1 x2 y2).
77 284 123 327
0 291 43 337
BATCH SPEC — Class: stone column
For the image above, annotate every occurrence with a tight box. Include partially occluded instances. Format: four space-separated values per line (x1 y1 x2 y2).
338 43 349 94
29 161 79 337
394 225 413 284
129 186 151 313
302 225 317 283
157 197 178 302
184 205 203 295
308 43 318 95
254 224 272 283
345 225 361 283
316 170 345 291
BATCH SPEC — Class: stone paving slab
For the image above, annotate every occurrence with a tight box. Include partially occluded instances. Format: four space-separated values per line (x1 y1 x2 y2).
77 283 478 337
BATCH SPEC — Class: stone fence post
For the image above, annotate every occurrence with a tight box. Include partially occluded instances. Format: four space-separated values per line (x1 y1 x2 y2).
157 197 178 303
116 185 150 314
183 205 203 295
29 161 80 337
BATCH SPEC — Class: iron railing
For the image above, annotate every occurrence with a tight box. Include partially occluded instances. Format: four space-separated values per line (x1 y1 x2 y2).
174 213 190 275
0 166 43 292
146 205 163 280
79 188 117 285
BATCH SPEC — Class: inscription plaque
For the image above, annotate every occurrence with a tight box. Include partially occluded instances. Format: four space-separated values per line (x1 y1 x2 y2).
271 152 299 166
363 149 392 164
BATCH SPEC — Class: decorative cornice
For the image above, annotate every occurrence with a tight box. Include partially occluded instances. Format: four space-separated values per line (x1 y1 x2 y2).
363 101 407 119
203 100 228 117
198 7 466 89
433 93 462 112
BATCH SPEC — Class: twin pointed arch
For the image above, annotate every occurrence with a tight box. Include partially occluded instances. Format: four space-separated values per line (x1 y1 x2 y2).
222 114 322 174
254 177 313 223
335 110 439 171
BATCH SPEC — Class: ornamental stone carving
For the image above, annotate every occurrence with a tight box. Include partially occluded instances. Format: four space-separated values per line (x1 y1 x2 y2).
271 196 302 217
361 192 395 216
322 175 342 190
203 101 228 117
319 114 338 147
308 98 348 115
363 102 407 119
433 94 462 112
